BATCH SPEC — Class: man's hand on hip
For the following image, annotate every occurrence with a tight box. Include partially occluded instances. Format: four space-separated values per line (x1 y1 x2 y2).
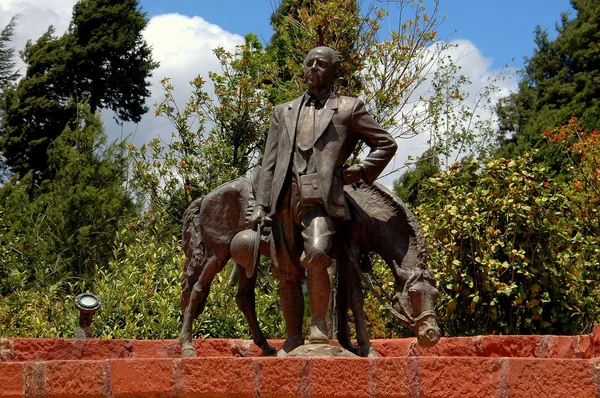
343 165 363 185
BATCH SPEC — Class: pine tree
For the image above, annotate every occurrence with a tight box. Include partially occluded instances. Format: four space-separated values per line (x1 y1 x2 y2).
0 27 73 182
0 15 20 92
496 0 600 174
0 103 138 283
66 0 158 121
0 0 158 183
0 15 21 178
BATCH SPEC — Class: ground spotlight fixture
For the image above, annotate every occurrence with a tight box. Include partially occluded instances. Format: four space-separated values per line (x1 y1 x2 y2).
74 293 101 339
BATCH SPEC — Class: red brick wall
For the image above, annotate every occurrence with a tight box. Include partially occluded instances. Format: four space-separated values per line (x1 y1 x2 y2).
2 326 600 397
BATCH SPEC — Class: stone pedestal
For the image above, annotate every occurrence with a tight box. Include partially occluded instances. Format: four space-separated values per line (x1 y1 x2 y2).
2 328 600 397
285 343 357 358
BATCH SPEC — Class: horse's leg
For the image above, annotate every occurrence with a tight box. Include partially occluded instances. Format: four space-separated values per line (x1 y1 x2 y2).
346 254 378 358
336 260 360 355
235 263 277 356
338 290 361 356
179 254 227 357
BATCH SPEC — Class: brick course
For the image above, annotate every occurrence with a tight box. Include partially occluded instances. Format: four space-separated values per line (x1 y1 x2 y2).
2 330 600 397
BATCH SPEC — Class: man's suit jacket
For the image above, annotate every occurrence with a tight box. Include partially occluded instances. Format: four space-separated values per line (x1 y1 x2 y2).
256 92 397 221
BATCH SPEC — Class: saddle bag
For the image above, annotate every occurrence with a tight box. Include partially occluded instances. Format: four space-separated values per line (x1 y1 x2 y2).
299 173 322 206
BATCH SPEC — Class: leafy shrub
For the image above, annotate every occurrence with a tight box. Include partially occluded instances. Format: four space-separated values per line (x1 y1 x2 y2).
0 282 80 337
91 225 183 339
0 217 286 340
416 154 600 335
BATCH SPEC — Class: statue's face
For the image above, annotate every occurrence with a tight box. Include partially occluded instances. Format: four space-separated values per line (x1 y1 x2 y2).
303 48 337 94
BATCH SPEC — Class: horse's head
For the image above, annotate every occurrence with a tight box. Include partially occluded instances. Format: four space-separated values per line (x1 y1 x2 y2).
392 265 441 348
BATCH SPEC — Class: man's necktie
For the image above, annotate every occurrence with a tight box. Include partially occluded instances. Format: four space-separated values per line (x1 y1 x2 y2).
298 98 316 151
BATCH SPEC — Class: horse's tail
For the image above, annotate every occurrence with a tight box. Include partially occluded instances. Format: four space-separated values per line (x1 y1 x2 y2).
181 197 205 316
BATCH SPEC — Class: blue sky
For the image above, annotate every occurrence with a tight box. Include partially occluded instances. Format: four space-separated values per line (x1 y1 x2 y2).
140 0 573 70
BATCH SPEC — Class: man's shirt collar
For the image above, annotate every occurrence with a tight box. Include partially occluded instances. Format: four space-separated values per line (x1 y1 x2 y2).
304 91 331 108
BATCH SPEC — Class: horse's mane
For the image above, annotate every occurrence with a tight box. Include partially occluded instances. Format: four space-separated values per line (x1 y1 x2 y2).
346 181 400 221
347 181 429 270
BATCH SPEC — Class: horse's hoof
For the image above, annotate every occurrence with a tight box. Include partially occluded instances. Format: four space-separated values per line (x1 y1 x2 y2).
344 344 361 356
261 345 277 357
181 344 197 358
278 337 304 357
308 323 329 344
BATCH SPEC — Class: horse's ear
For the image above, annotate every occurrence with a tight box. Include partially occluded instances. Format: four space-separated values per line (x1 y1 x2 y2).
422 269 436 283
392 260 402 277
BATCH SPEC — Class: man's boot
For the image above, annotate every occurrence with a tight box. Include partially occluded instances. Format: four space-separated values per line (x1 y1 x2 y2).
306 266 331 344
278 279 305 356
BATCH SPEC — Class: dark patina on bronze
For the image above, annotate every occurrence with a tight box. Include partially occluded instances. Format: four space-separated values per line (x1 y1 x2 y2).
178 46 440 358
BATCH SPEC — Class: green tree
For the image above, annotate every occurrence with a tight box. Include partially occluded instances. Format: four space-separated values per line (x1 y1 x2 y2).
393 147 440 206
0 0 158 182
0 103 138 284
66 0 158 120
0 15 20 92
130 76 235 228
496 0 600 174
207 34 273 177
0 27 73 182
0 15 21 178
130 34 275 229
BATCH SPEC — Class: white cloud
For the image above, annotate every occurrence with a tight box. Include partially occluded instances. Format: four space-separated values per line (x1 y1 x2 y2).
0 0 76 68
115 13 244 146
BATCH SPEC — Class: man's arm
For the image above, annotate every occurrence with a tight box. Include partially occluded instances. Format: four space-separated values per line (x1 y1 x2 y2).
250 105 282 229
350 99 397 184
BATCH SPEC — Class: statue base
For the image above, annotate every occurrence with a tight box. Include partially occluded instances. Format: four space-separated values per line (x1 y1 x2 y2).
3 332 600 397
284 343 358 357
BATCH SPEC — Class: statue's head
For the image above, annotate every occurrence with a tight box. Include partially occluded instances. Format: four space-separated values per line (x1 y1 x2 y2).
303 46 341 95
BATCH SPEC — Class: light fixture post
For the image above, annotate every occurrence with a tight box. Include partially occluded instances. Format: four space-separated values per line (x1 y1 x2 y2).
74 293 101 339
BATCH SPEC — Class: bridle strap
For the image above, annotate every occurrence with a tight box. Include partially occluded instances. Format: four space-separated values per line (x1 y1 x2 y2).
347 249 433 327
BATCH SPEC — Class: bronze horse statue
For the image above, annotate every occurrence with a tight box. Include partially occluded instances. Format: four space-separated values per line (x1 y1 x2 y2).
179 170 440 357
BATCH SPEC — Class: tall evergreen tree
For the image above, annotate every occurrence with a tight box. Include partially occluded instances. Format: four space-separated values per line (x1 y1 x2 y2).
0 15 21 177
66 0 158 121
0 103 138 284
0 0 158 183
496 0 600 174
0 28 73 182
0 15 20 92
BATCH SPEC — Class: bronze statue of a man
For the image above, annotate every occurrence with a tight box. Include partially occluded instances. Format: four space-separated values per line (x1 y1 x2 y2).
250 46 397 354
